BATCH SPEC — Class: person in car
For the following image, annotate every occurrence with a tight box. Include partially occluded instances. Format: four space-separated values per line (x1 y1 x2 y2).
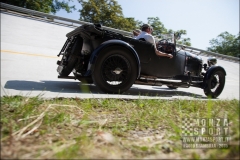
132 29 141 38
135 24 173 58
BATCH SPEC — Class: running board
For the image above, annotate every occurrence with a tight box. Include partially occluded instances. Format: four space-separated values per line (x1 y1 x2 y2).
58 76 76 79
135 79 190 88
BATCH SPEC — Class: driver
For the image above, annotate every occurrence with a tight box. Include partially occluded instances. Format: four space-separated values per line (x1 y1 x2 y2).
135 24 173 58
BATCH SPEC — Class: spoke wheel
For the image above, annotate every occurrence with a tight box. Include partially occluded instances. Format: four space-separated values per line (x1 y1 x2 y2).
92 46 137 93
204 70 225 98
102 55 129 86
59 54 77 76
58 36 83 76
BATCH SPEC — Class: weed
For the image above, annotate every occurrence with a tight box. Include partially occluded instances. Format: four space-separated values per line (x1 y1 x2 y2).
0 96 239 159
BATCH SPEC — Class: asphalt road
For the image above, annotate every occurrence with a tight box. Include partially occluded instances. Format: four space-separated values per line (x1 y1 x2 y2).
1 12 239 100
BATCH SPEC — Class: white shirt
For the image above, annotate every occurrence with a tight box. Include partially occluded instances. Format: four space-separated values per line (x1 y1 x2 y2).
135 31 155 44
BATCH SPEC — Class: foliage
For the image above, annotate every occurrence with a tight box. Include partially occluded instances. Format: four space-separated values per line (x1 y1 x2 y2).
207 32 240 57
3 0 191 45
78 0 137 31
147 17 168 37
2 0 75 13
176 37 191 46
147 17 191 46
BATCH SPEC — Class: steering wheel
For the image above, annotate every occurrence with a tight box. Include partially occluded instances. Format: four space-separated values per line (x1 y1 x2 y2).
157 39 176 57
157 39 169 50
157 39 169 48
158 39 169 44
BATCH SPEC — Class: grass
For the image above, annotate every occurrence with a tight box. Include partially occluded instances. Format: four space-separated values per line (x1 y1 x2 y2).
1 96 239 159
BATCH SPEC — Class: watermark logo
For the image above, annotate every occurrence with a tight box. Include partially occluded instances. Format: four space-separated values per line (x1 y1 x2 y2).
182 118 230 149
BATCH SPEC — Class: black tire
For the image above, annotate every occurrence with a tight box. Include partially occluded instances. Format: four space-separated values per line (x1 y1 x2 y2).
59 55 78 76
167 86 178 89
59 35 83 76
92 46 138 93
203 70 225 98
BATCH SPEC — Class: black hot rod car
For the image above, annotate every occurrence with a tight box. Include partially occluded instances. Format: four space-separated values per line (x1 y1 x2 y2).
56 24 226 98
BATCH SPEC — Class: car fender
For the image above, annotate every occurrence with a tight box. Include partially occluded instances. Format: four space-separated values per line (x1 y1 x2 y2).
85 39 141 78
202 65 226 89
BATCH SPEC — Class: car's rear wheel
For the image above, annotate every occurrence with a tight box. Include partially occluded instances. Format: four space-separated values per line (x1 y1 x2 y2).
92 46 137 93
59 54 78 76
58 36 83 76
203 70 225 98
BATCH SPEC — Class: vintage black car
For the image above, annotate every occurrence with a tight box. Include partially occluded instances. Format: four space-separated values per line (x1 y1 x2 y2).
56 24 226 98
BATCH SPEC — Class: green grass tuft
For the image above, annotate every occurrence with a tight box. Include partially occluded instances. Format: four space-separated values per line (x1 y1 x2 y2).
1 96 239 159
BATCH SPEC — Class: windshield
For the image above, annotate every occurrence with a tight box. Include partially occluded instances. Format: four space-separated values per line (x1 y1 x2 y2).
154 34 174 43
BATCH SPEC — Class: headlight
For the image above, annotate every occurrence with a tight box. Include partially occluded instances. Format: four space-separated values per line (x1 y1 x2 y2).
207 57 217 66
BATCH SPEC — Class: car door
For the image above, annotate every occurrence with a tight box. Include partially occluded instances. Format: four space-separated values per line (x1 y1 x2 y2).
129 39 186 78
151 51 186 78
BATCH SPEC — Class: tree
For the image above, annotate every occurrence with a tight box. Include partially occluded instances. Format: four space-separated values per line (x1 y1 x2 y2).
147 17 167 37
2 0 75 14
147 17 191 46
78 1 191 44
120 18 138 31
78 0 136 31
207 32 240 57
176 37 191 46
174 30 191 46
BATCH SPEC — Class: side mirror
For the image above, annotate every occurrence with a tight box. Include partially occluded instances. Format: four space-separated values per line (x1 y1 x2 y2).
173 32 181 46
174 32 181 40
207 57 217 66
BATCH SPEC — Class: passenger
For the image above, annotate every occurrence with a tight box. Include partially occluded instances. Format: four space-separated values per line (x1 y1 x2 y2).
132 29 141 38
135 24 173 58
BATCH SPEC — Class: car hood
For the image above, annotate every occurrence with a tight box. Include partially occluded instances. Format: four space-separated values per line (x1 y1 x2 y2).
185 51 202 61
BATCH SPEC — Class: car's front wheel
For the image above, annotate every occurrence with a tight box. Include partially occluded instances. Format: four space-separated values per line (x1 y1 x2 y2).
92 46 137 93
203 70 225 98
